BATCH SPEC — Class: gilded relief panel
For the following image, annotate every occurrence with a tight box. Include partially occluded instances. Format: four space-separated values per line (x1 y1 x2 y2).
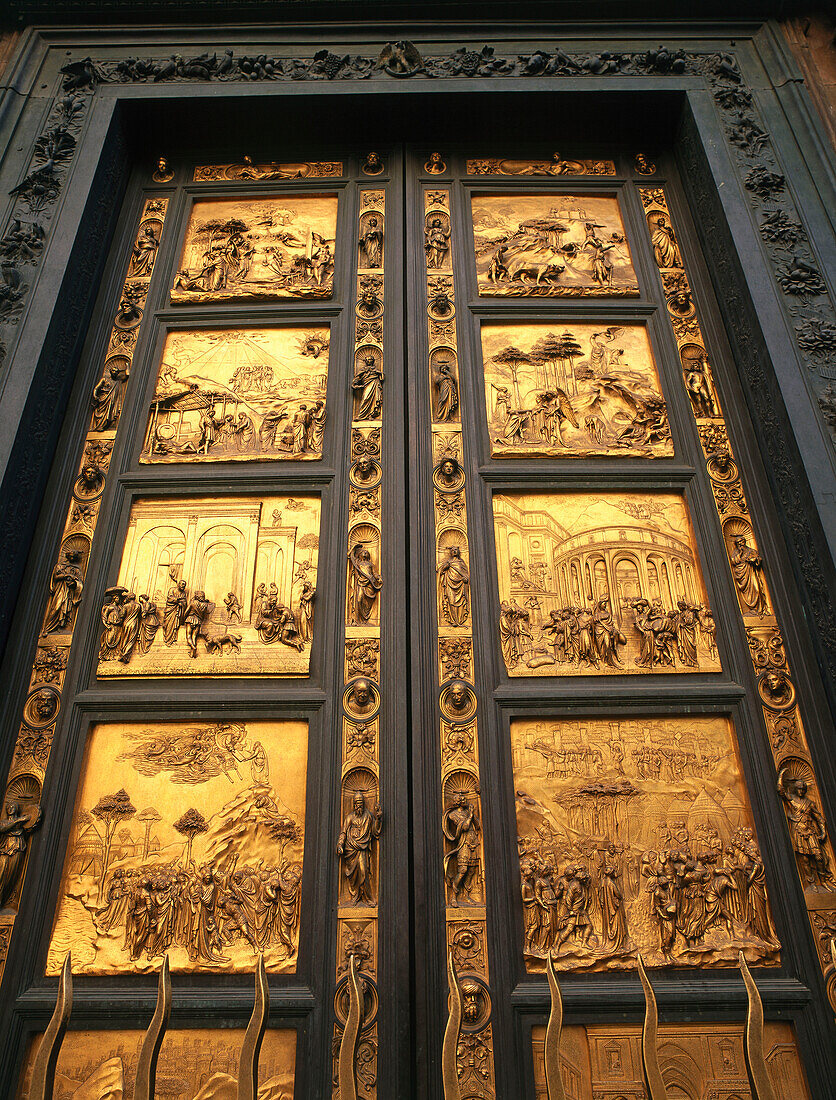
16 1027 296 1098
531 1023 809 1099
47 720 307 975
480 322 672 457
170 195 337 303
513 716 779 971
493 492 721 675
140 327 329 462
97 495 320 677
471 194 638 297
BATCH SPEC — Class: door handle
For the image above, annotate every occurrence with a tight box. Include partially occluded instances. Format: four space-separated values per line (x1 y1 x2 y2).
135 955 172 1100
544 953 566 1100
638 954 668 1100
442 950 462 1100
338 953 364 1100
239 954 269 1100
740 951 778 1100
29 952 72 1100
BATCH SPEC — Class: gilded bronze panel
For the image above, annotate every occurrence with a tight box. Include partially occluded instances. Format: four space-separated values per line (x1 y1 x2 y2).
97 495 320 677
467 155 616 176
471 194 638 297
481 322 672 457
140 327 329 463
16 1027 296 1098
531 1022 809 1099
194 159 343 180
513 716 779 971
493 492 721 675
47 719 307 974
170 195 337 303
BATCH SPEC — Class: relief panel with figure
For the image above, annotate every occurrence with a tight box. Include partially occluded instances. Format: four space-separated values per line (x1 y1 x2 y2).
171 195 337 303
140 327 329 463
481 322 672 457
493 491 721 676
47 720 307 975
97 495 320 677
15 1027 296 1099
471 193 638 297
513 716 779 971
531 1023 809 1099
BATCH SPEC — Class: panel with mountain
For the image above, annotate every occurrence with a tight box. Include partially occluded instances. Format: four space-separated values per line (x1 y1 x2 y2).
471 193 638 297
15 1028 296 1099
46 720 307 975
493 491 721 676
480 322 672 457
140 327 329 463
513 715 779 972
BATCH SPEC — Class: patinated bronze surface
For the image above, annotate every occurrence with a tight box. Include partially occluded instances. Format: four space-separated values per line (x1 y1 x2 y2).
493 492 721 676
47 719 307 974
140 326 329 463
170 195 337 303
531 1022 809 1099
471 193 638 297
513 716 779 971
15 1027 296 1098
97 494 320 677
481 322 672 457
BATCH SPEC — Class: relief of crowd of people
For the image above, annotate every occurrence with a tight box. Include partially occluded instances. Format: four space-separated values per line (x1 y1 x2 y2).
95 857 302 965
520 821 778 966
172 214 333 294
500 592 716 671
98 574 315 663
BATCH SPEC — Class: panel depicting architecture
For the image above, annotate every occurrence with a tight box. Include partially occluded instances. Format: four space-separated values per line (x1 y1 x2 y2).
15 1027 296 1098
471 193 638 297
47 720 307 975
493 492 721 675
512 716 779 971
480 322 672 457
97 495 320 677
170 195 337 303
531 1023 809 1099
140 327 329 463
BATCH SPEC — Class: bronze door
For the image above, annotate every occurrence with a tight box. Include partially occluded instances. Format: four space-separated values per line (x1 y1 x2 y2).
1 142 833 1100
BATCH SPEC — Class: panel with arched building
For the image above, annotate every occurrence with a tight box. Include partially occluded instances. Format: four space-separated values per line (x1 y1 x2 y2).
493 492 721 675
97 495 320 676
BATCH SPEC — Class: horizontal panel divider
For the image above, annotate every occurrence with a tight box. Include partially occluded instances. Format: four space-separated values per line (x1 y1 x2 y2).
492 679 748 704
116 470 337 491
72 686 329 709
477 463 698 485
510 977 811 1012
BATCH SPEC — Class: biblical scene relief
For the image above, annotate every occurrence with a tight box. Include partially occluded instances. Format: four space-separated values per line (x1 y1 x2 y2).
494 492 721 676
170 195 337 303
513 716 779 972
532 1023 809 1099
140 327 328 463
481 323 672 457
97 495 319 677
472 194 638 297
47 720 306 975
16 1027 296 1100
